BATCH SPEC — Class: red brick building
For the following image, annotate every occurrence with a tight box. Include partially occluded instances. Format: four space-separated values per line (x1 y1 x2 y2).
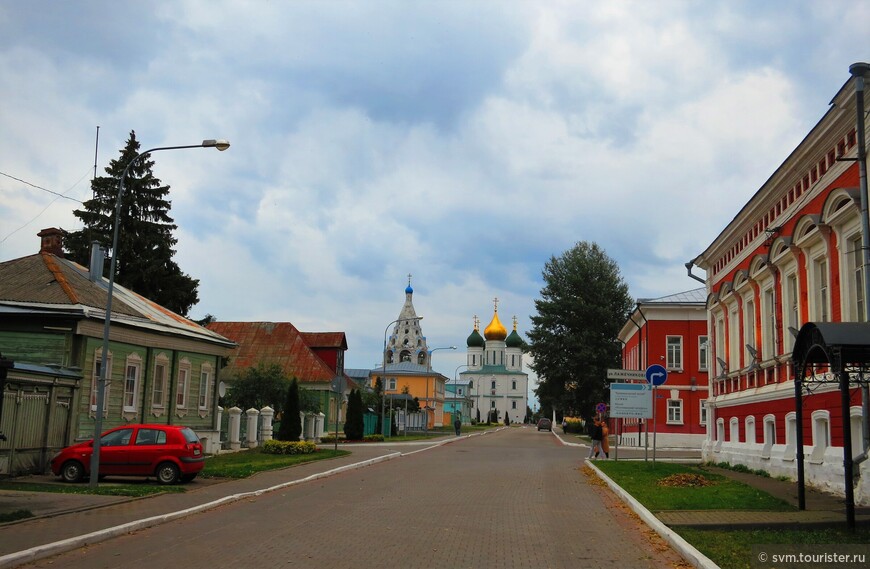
689 66 870 503
618 288 709 448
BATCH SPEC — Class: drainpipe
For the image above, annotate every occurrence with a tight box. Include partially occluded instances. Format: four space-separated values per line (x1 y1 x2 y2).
685 260 706 284
850 62 870 463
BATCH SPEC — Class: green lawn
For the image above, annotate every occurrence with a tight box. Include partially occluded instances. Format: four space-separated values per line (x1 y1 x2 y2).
679 527 870 569
201 447 349 478
591 461 870 569
594 461 793 511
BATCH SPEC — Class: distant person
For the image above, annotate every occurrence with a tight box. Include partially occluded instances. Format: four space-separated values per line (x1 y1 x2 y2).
601 419 610 458
587 418 604 459
454 418 462 436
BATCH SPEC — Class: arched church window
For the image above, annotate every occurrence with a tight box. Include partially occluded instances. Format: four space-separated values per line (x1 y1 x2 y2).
403 338 409 346
417 352 426 364
387 351 393 363
400 350 411 362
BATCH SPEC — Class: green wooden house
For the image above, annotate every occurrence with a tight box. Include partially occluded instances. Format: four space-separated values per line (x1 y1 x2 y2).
0 229 236 475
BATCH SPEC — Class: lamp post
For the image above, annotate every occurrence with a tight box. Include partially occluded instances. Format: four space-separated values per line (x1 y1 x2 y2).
425 346 456 431
380 316 422 437
90 139 230 488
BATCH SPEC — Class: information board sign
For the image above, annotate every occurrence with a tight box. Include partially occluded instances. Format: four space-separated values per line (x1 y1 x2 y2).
609 383 653 419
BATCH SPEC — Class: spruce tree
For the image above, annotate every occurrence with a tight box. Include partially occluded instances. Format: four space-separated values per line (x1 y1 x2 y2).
277 378 302 441
65 131 200 316
343 389 364 440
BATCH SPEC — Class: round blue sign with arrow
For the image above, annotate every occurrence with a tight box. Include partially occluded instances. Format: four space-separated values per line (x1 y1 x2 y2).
646 364 668 386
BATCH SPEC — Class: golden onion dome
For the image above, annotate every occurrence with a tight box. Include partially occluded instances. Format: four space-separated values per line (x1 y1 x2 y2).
484 310 507 341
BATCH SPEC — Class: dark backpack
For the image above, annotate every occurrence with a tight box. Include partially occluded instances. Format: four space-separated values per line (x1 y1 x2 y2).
593 424 603 440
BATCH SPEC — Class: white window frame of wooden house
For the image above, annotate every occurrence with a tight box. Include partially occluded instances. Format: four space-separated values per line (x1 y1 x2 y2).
176 358 191 410
151 353 170 409
387 378 396 391
90 348 112 414
666 336 682 371
698 336 709 372
198 363 212 411
122 353 142 413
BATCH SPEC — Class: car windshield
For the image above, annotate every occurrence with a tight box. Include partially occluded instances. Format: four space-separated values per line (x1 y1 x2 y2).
180 427 200 444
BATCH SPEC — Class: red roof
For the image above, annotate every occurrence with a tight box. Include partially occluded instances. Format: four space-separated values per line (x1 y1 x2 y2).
207 322 352 387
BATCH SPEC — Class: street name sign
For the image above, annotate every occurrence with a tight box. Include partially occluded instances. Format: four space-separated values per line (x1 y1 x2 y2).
606 368 647 381
609 383 653 418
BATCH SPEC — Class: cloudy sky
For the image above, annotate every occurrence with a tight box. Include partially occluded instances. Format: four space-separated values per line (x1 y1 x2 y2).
1 1 868 397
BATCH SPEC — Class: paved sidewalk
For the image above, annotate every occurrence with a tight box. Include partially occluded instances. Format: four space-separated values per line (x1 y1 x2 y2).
0 443 411 567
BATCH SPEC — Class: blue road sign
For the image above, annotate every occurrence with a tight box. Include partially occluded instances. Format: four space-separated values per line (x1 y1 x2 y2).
645 364 668 386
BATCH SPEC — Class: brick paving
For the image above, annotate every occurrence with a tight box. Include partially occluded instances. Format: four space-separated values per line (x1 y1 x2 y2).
1 428 684 569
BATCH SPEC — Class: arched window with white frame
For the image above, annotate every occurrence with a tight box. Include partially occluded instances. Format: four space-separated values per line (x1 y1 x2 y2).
809 409 830 464
762 414 776 459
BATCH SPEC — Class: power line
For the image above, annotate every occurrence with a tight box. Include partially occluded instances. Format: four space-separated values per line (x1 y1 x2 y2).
0 168 91 245
0 170 85 204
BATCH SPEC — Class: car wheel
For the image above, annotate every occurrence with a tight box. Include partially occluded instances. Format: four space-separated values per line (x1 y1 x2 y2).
180 473 198 483
61 460 85 483
155 462 180 485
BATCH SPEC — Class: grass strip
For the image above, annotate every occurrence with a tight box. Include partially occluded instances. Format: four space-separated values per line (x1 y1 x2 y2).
0 481 184 497
201 448 350 479
594 460 793 511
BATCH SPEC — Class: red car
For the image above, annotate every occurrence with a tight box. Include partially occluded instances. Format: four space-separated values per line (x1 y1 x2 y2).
50 424 205 484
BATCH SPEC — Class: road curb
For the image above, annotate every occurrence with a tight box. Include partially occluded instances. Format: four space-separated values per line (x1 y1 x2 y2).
585 460 719 569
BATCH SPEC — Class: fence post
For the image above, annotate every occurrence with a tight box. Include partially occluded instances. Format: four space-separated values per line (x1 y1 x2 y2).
304 412 314 441
245 408 259 448
228 406 242 451
260 406 274 442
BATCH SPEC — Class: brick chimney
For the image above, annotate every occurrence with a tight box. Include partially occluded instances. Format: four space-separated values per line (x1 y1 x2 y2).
37 228 64 258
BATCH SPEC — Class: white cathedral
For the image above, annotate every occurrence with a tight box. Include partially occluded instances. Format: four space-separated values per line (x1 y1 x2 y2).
459 299 529 424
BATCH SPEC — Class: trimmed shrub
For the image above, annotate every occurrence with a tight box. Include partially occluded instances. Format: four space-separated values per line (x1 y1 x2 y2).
261 439 317 455
364 434 384 442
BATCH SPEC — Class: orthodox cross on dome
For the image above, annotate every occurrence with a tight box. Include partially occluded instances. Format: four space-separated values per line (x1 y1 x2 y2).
473 315 480 330
408 273 412 286
493 297 499 312
513 315 518 330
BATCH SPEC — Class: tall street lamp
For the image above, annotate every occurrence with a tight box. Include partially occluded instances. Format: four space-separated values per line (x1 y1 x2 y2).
380 316 422 437
425 346 456 430
90 139 230 488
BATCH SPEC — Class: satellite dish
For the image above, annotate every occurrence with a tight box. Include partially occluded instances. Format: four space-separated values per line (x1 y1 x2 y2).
218 381 227 397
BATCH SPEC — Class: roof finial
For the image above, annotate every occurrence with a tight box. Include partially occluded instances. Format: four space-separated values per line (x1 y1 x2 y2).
493 297 499 312
473 315 479 331
512 315 518 331
408 273 412 286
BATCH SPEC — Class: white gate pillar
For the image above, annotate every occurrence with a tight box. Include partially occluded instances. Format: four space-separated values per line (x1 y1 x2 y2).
304 412 316 441
315 412 325 441
228 406 242 451
245 408 260 448
260 406 274 441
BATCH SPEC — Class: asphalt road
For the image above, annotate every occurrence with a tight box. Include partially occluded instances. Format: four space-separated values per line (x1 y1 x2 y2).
20 427 685 569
